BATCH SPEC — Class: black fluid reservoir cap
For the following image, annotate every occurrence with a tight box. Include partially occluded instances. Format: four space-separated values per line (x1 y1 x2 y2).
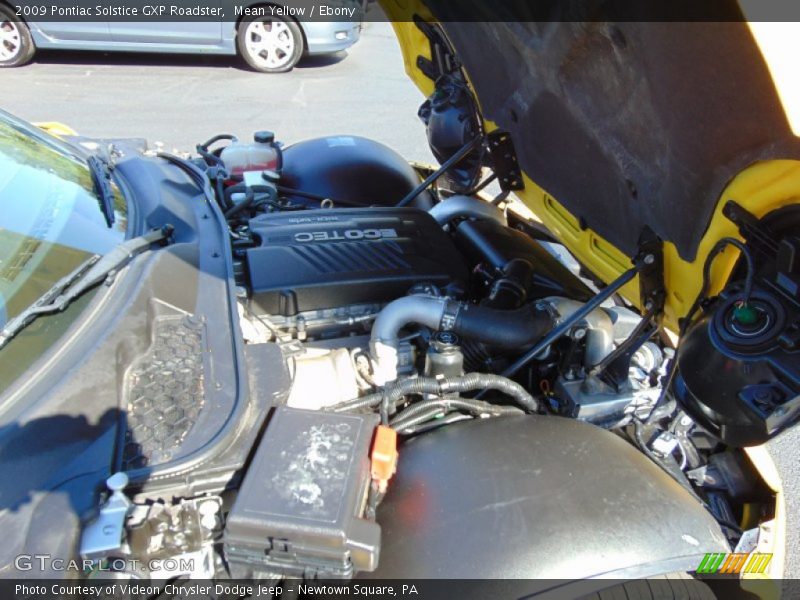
254 130 275 144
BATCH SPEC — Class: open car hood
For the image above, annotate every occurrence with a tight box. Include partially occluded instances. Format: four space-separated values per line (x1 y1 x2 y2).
433 18 800 261
386 3 800 327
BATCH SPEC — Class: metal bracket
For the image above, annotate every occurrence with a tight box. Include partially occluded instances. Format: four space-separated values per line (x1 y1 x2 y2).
636 227 666 317
487 131 524 192
415 55 438 81
413 16 460 80
581 228 666 390
593 312 658 390
80 472 132 561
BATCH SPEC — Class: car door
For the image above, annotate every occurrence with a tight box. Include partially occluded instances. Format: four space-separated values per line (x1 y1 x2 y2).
27 21 111 43
107 0 224 47
107 22 224 46
13 1 110 41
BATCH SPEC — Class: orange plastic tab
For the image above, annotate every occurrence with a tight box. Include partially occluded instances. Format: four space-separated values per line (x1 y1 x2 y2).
371 425 398 493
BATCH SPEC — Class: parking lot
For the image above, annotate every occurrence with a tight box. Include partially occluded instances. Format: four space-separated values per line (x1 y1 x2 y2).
1 21 436 163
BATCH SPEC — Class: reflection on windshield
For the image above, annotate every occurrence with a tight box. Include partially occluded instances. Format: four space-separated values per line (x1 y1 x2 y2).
0 116 128 328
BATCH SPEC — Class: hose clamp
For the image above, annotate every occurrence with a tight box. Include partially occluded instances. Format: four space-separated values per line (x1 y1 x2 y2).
439 299 461 331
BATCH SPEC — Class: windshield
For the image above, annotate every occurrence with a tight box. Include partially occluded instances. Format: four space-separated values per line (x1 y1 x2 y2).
0 111 128 392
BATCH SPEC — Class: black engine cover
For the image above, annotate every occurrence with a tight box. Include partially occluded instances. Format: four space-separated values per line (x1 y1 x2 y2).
246 208 468 314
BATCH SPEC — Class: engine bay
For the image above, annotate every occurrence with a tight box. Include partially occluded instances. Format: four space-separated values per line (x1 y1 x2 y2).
3 11 800 592
222 131 701 577
71 70 796 584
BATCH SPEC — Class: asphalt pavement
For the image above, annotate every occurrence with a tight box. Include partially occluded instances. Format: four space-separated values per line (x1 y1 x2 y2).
0 21 436 163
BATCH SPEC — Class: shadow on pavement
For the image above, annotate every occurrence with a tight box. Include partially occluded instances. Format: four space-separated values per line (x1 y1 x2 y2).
297 52 348 69
30 48 349 71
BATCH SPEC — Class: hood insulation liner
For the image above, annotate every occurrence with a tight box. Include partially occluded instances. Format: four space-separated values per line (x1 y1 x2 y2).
433 14 800 260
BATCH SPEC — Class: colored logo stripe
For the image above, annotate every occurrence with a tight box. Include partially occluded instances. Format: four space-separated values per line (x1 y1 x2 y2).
697 553 725 573
745 552 772 574
720 553 748 573
696 552 772 574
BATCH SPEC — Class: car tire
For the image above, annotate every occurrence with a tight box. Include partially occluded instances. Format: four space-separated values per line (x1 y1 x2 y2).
0 6 35 68
579 572 717 600
237 15 304 73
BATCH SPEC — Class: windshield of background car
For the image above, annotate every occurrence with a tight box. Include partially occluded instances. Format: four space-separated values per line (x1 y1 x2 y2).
0 111 128 392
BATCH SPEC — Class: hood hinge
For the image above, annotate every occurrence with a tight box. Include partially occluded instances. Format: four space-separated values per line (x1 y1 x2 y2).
636 227 666 319
487 131 524 192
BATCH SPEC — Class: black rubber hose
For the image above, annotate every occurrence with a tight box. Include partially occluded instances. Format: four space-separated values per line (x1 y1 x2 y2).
330 372 539 414
332 378 450 413
451 302 555 350
224 187 255 219
498 262 641 380
391 397 521 427
399 412 474 436
224 184 277 220
441 373 538 411
390 405 447 431
391 400 523 436
196 140 232 167
215 172 230 210
200 133 238 148
646 237 756 425
223 182 246 208
682 236 756 330
196 133 238 167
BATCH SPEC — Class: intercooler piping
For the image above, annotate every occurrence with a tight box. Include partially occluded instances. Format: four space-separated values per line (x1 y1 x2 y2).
369 295 616 384
427 194 507 227
370 295 452 384
546 298 615 367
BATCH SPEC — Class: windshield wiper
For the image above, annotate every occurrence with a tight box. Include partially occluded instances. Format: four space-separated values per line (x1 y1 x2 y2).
88 155 116 228
0 225 173 350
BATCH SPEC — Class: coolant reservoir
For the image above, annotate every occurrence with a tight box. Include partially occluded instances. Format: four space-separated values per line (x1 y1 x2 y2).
220 130 281 178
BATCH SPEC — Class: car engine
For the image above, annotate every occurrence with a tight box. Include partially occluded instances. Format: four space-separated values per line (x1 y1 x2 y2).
76 126 773 586
219 133 664 423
